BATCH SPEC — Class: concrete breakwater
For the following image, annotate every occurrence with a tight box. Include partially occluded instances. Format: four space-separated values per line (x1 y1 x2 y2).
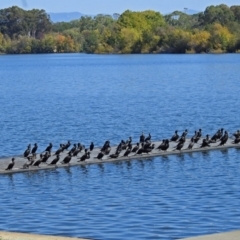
0 137 239 175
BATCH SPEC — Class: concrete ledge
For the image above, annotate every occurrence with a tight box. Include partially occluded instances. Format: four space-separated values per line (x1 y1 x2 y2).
0 138 239 175
180 230 240 240
0 231 88 240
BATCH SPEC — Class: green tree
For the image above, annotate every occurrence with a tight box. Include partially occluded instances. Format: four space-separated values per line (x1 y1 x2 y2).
79 16 95 32
159 28 191 53
230 6 240 23
117 10 165 33
0 6 51 39
6 36 32 53
164 11 200 29
82 30 100 53
0 32 5 52
0 6 26 38
201 4 235 26
26 9 51 39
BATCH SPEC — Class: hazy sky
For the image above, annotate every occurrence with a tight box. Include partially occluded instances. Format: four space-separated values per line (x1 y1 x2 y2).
1 0 239 14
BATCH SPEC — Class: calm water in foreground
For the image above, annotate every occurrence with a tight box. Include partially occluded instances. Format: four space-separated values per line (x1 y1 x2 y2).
0 54 240 239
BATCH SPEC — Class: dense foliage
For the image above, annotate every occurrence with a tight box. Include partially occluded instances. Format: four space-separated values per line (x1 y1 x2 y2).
0 4 240 54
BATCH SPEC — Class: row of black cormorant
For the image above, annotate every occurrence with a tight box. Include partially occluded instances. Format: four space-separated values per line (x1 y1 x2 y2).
4 129 240 171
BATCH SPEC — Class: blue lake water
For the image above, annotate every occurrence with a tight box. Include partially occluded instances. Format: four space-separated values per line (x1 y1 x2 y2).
0 54 240 239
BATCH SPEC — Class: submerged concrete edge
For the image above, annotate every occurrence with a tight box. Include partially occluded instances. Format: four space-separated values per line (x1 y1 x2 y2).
0 231 89 240
180 230 240 240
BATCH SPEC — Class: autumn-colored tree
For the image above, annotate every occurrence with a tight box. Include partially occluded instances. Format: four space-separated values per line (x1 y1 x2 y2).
118 28 141 53
55 34 75 53
190 30 210 53
208 23 235 51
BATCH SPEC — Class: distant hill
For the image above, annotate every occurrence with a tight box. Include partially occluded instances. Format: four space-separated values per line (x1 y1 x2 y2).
48 12 85 22
181 9 200 15
48 10 200 23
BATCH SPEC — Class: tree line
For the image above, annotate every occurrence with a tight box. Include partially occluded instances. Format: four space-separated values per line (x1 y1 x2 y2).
0 4 240 54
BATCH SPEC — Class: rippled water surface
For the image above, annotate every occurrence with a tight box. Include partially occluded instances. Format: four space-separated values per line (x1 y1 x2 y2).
0 54 240 239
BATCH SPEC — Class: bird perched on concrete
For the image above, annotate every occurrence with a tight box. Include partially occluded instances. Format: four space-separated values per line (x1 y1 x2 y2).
232 137 240 144
181 129 188 138
143 144 155 154
90 142 94 151
33 154 43 167
139 132 145 143
194 129 202 143
233 130 240 139
63 140 71 151
72 147 82 157
101 140 110 152
219 131 228 146
188 137 195 149
157 140 165 150
170 131 179 142
61 153 72 164
159 140 169 151
31 143 38 158
95 151 104 160
123 146 132 157
5 158 15 170
41 152 50 163
78 149 89 162
69 143 77 155
200 139 211 148
109 152 120 158
145 133 151 142
44 143 53 154
174 138 185 151
135 149 143 155
54 144 63 156
23 144 31 158
132 143 139 152
49 155 60 165
104 146 111 155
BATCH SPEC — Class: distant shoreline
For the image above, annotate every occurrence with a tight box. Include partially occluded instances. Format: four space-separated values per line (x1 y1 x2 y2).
0 51 240 55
